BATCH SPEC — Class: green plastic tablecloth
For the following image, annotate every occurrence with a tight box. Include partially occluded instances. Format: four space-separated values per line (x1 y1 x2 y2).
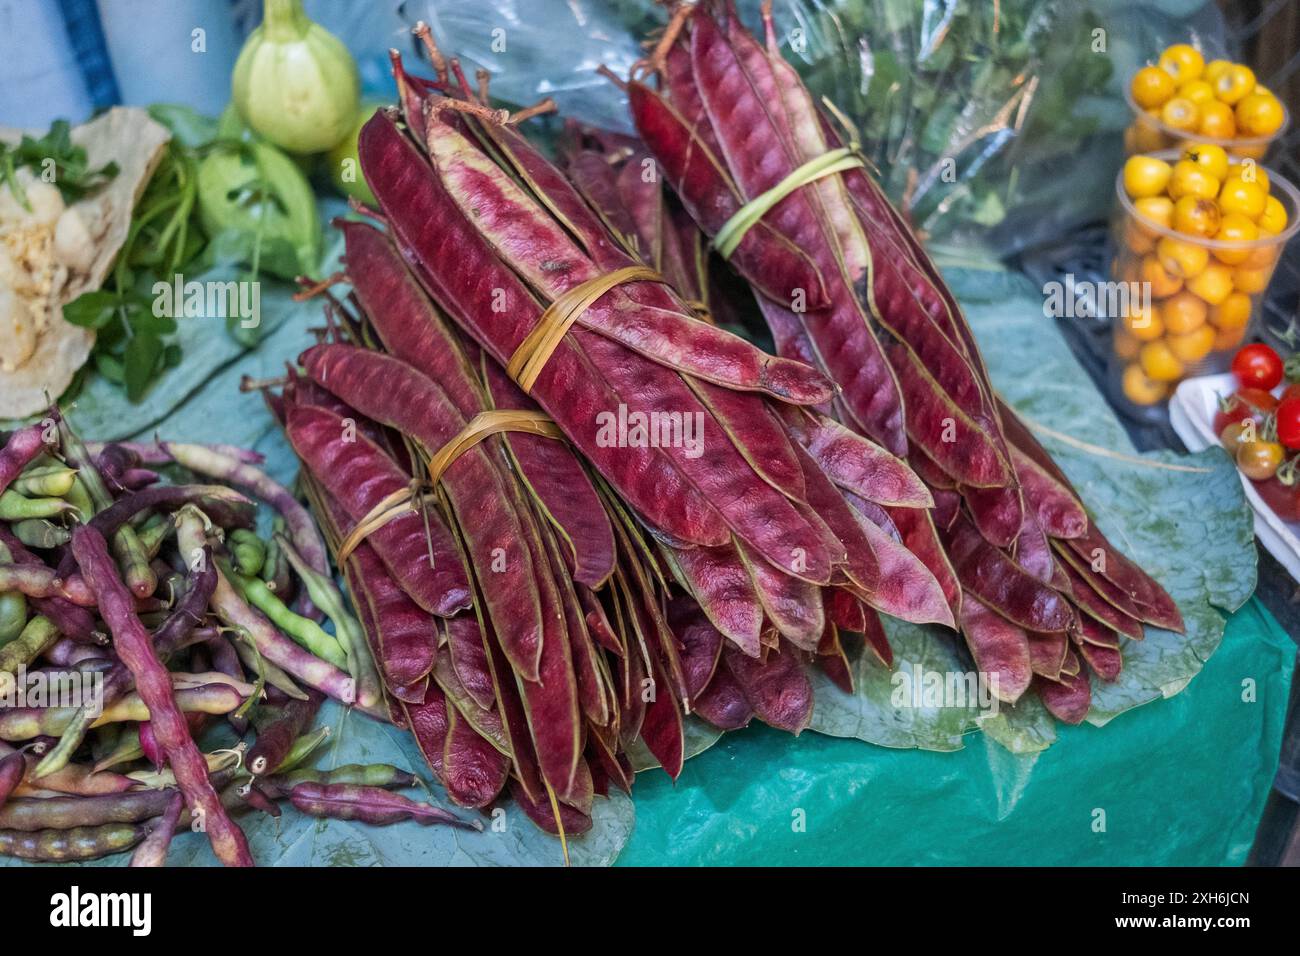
619 598 1293 866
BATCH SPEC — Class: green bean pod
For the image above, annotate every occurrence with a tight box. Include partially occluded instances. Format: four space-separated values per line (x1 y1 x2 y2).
10 519 71 549
228 528 266 577
262 762 417 797
0 592 25 647
92 726 143 773
231 632 308 701
11 465 78 498
272 726 331 774
0 823 147 861
0 542 26 647
64 476 96 521
136 513 174 559
0 616 58 674
0 490 77 521
228 564 348 669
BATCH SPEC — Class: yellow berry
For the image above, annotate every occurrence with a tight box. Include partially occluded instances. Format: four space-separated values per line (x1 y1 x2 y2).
1219 177 1267 219
1139 340 1185 382
1157 235 1209 279
1209 291 1251 330
1235 91 1285 137
1160 97 1200 132
1168 160 1220 200
1232 263 1271 294
1121 302 1164 341
1213 64 1256 105
1197 100 1237 139
1214 324 1247 352
1123 222 1155 255
1228 161 1268 190
1159 44 1205 84
1241 227 1279 270
1122 362 1169 405
1171 195 1221 237
1179 80 1216 106
1186 261 1234 304
1181 143 1229 181
1167 324 1216 363
1122 155 1173 198
1203 59 1232 85
1257 195 1288 233
1141 253 1185 297
1211 212 1259 264
1132 65 1177 109
1134 196 1175 234
1160 290 1208 333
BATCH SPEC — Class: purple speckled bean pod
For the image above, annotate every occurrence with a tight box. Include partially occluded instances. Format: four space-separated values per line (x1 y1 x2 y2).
0 563 63 598
0 788 178 831
94 443 140 494
0 751 24 807
129 791 183 867
0 425 50 496
288 782 479 830
86 441 266 466
247 689 323 776
71 525 253 867
88 485 256 539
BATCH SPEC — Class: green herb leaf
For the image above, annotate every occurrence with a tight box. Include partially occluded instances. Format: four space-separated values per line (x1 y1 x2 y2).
123 331 164 402
62 290 120 329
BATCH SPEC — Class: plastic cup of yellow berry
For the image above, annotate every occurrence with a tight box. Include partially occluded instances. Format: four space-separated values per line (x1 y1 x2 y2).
1109 147 1299 414
1123 45 1289 160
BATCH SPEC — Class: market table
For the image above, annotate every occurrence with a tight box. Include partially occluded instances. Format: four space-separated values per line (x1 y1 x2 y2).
65 228 1291 867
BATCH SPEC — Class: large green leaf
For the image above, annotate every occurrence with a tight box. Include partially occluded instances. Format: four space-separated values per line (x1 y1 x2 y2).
808 266 1256 753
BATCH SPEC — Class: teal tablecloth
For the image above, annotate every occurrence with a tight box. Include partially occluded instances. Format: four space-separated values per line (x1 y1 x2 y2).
619 598 1293 866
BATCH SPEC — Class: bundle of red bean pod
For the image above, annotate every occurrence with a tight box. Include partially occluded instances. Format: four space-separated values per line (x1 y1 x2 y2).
253 21 983 836
621 0 1184 721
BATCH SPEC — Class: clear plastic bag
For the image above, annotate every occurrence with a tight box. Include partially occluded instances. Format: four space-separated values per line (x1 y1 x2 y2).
380 0 1223 253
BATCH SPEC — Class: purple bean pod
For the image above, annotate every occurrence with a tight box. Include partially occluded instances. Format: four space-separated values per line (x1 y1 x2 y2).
71 526 253 867
0 425 51 496
288 782 479 830
129 791 184 867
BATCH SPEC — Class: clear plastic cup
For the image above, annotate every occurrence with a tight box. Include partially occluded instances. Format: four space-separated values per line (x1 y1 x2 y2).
1107 151 1300 415
1122 83 1290 161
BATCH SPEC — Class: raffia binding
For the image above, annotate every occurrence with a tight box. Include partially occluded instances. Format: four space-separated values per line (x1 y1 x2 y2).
336 410 563 562
712 146 865 259
505 265 663 393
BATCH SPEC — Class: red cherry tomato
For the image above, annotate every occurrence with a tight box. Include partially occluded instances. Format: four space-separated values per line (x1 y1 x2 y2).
1276 397 1300 449
1280 382 1300 404
1231 343 1284 390
1212 387 1278 434
1252 476 1300 522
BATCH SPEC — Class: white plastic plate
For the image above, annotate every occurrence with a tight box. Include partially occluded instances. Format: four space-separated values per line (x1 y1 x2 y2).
1170 372 1300 580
